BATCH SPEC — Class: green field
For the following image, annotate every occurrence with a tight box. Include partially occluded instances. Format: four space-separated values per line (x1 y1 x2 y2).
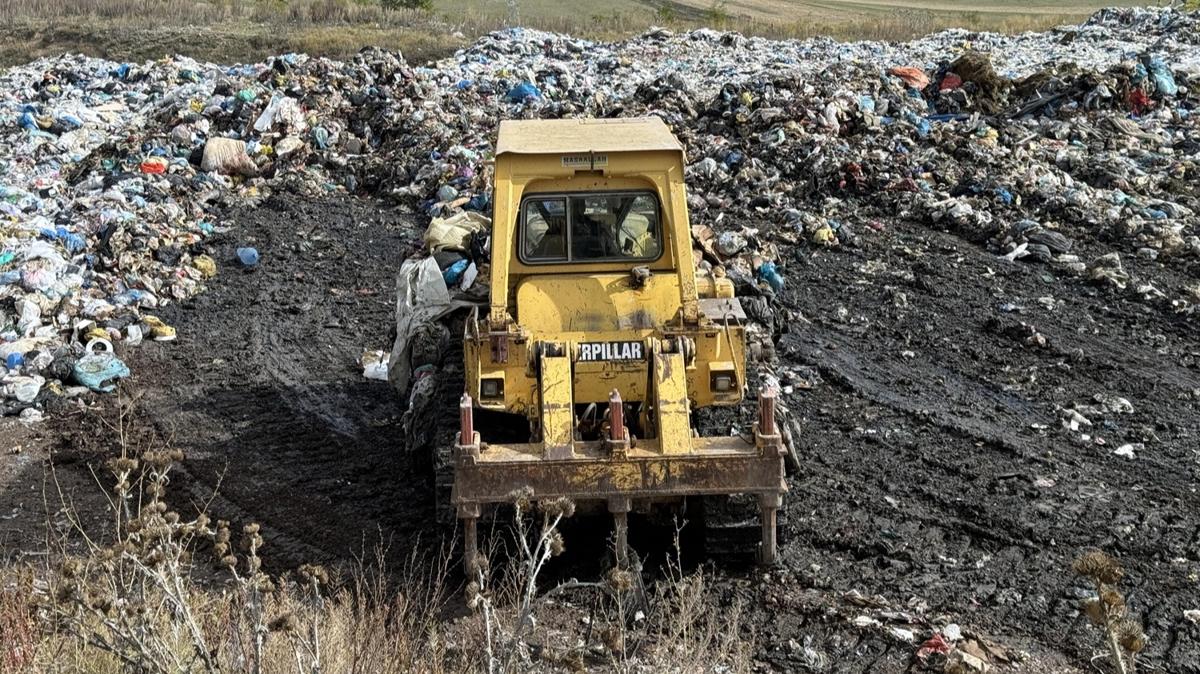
437 0 1145 22
0 0 1161 67
432 0 1149 37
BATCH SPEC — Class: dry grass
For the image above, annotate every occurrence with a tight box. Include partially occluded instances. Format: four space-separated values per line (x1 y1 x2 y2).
0 0 1119 67
0 563 463 674
0 406 754 674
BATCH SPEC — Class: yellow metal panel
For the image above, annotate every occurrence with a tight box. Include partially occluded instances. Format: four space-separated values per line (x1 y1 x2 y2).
539 354 575 456
653 351 692 454
696 275 736 299
467 326 534 415
688 327 745 408
515 274 681 333
490 159 515 327
573 364 646 405
495 118 683 156
666 162 700 323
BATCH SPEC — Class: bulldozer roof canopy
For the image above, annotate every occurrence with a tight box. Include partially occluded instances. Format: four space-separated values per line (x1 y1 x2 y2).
495 117 684 156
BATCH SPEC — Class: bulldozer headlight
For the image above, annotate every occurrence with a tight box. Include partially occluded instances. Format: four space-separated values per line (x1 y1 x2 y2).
710 371 736 393
481 377 504 399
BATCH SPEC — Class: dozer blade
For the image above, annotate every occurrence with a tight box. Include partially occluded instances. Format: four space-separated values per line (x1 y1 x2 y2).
451 387 788 573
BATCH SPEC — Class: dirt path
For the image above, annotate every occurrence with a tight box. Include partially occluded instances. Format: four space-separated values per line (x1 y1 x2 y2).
125 195 428 567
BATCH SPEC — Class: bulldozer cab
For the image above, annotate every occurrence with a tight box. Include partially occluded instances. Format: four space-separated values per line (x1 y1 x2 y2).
488 118 701 332
452 117 786 572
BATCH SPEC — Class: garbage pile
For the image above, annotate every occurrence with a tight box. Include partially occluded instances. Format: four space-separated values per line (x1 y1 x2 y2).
2 6 1199 416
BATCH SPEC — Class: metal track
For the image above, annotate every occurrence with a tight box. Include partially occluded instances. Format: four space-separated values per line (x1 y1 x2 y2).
431 322 465 528
701 493 786 563
397 313 463 528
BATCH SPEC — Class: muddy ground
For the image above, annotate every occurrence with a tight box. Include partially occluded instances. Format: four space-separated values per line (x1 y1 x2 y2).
2 191 1198 672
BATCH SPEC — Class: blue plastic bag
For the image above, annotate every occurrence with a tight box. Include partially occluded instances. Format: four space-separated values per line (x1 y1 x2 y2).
312 127 330 149
40 226 86 255
73 352 131 392
1147 58 1178 97
903 110 931 137
237 247 260 267
756 261 785 293
466 193 490 211
506 82 541 102
443 259 469 286
1130 62 1147 84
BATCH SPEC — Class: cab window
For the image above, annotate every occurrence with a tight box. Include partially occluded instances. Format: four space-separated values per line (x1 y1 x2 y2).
521 192 661 263
522 197 567 261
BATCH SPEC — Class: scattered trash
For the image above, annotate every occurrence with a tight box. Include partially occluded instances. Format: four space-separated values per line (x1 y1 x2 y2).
916 633 952 661
201 137 258 176
19 407 44 424
142 316 177 342
852 615 881 629
425 212 490 253
716 231 748 257
72 351 130 393
888 66 930 90
3 375 44 403
237 247 261 268
360 350 389 381
947 649 989 672
1113 443 1142 459
442 259 470 287
756 261 785 293
506 82 541 102
192 255 218 279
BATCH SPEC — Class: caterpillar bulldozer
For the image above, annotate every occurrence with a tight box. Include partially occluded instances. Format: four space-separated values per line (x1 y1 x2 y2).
446 117 787 572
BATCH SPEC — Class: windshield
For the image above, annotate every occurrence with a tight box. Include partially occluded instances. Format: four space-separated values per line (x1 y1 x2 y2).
521 192 661 263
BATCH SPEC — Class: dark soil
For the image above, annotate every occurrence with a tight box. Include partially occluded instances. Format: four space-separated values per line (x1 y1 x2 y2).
126 194 431 566
747 218 1200 672
11 194 1198 672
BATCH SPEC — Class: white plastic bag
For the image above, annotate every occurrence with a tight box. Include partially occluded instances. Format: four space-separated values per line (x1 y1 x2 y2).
387 257 452 394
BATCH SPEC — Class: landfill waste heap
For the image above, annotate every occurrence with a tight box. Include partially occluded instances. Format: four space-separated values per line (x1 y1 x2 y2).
0 7 1197 418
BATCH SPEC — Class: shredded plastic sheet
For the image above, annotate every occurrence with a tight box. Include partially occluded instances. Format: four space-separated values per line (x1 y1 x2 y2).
387 257 478 395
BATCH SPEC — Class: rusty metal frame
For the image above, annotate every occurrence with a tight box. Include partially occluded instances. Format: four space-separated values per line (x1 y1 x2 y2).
453 390 788 574
452 439 786 509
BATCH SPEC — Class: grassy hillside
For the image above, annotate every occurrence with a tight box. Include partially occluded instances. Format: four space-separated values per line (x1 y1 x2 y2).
432 0 1147 38
0 0 1153 67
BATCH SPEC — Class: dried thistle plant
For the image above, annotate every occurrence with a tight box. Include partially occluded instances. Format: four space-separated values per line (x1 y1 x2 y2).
472 492 584 672
1073 549 1145 674
1074 550 1125 585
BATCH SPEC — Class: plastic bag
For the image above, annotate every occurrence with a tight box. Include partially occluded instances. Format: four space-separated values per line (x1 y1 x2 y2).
201 138 257 176
424 212 491 254
73 349 131 392
387 257 453 395
1147 57 1178 97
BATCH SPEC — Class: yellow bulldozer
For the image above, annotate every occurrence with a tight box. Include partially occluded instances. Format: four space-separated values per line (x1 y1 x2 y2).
439 117 787 571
